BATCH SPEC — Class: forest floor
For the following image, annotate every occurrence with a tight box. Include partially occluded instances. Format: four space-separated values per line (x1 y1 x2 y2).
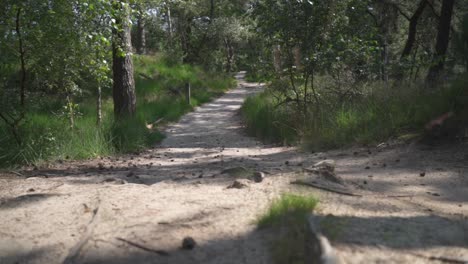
0 72 467 264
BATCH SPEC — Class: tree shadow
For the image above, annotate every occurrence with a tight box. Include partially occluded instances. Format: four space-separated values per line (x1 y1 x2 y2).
313 213 468 250
0 193 62 210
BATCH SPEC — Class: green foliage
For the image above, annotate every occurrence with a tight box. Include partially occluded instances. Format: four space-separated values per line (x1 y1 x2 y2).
242 93 298 145
258 193 318 228
0 113 114 166
110 117 163 152
0 55 234 168
243 75 468 150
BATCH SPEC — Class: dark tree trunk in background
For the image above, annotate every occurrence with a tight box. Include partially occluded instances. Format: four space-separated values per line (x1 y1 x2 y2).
181 17 193 63
210 0 215 21
166 5 173 44
224 38 234 73
136 15 146 54
426 0 455 84
401 0 427 58
112 1 136 118
16 7 26 107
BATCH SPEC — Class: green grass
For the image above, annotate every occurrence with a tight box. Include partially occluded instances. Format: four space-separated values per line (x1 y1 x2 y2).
241 93 299 145
258 193 318 228
0 54 235 168
242 75 468 150
258 193 318 264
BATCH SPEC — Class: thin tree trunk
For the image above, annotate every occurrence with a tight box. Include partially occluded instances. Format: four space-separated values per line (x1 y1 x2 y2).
273 45 282 73
66 93 75 129
224 38 234 73
166 4 173 43
401 0 427 59
96 86 102 126
112 1 136 118
136 15 146 54
210 0 214 21
16 7 26 107
426 0 455 84
381 37 389 83
185 82 191 105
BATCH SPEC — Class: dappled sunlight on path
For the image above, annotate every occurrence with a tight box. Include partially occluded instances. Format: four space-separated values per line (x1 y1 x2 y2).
1 72 468 263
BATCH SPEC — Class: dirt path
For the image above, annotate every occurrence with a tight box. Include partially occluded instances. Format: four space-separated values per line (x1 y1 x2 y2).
1 72 467 264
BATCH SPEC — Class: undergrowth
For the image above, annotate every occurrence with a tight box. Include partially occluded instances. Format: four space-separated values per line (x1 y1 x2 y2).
0 55 235 168
242 75 468 150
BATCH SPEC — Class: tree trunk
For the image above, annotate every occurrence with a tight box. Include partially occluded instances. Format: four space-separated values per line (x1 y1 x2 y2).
112 1 136 118
136 14 146 54
185 82 191 105
15 7 26 107
273 45 282 73
224 38 234 73
381 37 389 83
210 0 214 21
426 0 455 84
166 4 173 43
401 0 427 59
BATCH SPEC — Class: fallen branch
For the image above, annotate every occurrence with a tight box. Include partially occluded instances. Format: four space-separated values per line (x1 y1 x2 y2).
63 196 101 264
410 252 467 264
138 73 154 80
291 180 362 197
8 170 24 177
116 237 169 256
292 180 415 199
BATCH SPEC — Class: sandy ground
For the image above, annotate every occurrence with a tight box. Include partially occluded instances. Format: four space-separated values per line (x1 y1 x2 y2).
0 72 467 264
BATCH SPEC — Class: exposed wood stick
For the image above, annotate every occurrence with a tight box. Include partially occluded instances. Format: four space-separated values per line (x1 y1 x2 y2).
63 197 101 264
291 180 362 197
138 73 154 80
116 237 169 256
8 170 24 177
152 118 164 125
291 180 415 199
386 194 414 198
410 252 467 264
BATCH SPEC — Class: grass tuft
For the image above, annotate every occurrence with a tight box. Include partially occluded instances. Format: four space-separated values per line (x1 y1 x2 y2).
258 193 318 264
258 193 318 228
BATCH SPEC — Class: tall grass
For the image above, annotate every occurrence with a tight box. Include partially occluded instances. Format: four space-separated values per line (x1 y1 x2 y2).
0 54 235 168
242 75 468 150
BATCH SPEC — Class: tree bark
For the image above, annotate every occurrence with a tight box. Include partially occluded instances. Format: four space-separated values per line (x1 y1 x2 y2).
224 38 234 73
96 86 102 126
166 4 173 43
401 0 428 58
426 0 455 84
210 0 214 21
112 1 136 118
136 14 146 54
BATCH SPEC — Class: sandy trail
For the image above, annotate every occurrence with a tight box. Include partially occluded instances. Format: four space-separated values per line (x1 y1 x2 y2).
0 72 467 264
